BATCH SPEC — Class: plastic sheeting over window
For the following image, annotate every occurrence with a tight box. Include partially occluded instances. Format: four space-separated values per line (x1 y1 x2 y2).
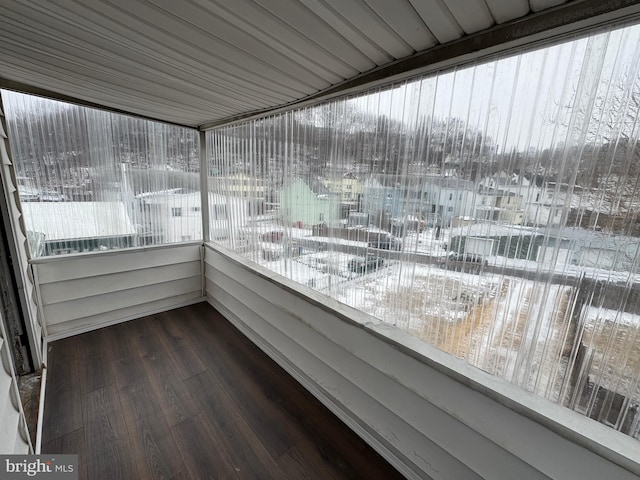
207 24 640 438
2 92 201 257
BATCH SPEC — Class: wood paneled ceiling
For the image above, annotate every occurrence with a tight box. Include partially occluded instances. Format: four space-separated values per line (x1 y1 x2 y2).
0 0 638 128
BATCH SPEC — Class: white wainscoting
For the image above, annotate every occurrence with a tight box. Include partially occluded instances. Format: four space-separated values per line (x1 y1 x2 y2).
33 243 205 339
204 243 640 480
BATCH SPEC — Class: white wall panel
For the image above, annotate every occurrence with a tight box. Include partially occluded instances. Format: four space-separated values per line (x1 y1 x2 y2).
34 244 204 339
44 277 201 325
45 292 203 340
39 261 201 305
204 244 640 480
33 244 200 284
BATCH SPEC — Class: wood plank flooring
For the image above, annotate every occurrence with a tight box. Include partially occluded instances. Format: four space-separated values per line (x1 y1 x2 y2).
42 302 405 480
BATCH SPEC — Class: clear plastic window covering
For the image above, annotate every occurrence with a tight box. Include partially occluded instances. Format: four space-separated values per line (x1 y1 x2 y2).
1 92 201 257
207 24 640 438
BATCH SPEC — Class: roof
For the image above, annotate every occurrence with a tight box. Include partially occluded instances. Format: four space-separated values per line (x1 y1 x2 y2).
136 190 229 206
480 172 532 187
450 223 640 250
1 1 636 128
22 202 136 240
281 178 333 197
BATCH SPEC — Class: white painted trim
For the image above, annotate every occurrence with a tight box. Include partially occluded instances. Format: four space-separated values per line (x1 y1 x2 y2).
35 338 47 454
28 241 204 264
31 264 47 339
200 245 206 298
199 130 210 243
45 296 205 342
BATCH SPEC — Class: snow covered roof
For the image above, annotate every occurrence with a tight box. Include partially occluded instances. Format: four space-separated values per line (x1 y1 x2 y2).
22 202 136 241
282 178 334 198
450 223 539 238
450 223 640 251
368 173 423 187
392 215 422 224
481 172 531 186
136 191 228 206
423 176 474 190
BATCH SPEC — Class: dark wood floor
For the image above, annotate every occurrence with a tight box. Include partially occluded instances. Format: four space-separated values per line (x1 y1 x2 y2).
42 302 405 480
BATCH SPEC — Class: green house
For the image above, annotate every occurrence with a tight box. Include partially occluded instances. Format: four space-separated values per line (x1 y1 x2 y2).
279 179 339 227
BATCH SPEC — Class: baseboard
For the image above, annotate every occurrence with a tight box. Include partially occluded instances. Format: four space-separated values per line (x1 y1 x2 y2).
45 296 206 341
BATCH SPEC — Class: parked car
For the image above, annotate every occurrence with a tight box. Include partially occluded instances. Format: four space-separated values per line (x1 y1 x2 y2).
40 191 66 202
348 255 385 274
442 253 488 273
368 234 402 251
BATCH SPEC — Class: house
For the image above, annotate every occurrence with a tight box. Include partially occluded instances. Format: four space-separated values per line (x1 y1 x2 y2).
475 173 527 225
475 190 525 225
478 172 538 199
361 176 398 220
362 174 477 228
321 172 364 215
569 229 640 273
210 173 268 215
449 223 545 260
279 178 339 227
361 174 425 227
421 176 476 226
527 181 570 226
135 190 247 242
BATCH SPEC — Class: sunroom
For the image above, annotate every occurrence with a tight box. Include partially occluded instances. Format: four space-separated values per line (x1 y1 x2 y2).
1 1 640 479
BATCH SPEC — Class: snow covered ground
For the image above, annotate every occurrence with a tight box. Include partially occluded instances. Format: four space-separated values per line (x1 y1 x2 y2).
234 220 640 411
240 220 640 283
328 260 574 401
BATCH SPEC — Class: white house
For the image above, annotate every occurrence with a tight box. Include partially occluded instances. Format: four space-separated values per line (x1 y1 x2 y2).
135 190 248 243
421 176 476 226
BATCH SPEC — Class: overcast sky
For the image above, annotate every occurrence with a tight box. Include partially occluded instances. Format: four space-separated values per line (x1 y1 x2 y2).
346 22 640 154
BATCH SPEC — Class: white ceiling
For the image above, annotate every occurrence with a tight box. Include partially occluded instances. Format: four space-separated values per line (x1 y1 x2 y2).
0 0 633 128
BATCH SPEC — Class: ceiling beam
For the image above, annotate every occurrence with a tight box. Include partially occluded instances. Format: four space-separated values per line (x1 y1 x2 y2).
0 79 196 130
